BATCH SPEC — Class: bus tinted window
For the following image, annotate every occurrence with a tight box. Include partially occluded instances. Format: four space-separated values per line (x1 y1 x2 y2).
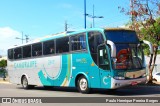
14 47 22 59
88 31 104 53
105 30 139 43
56 37 69 53
32 43 42 56
71 33 86 51
8 49 13 59
43 40 55 55
88 31 104 65
23 45 31 58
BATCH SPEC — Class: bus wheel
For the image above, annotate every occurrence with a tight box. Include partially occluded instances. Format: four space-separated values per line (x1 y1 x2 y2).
77 76 90 94
22 76 34 89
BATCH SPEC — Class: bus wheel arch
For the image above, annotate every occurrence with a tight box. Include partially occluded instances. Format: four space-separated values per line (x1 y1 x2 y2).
75 74 90 94
21 75 34 89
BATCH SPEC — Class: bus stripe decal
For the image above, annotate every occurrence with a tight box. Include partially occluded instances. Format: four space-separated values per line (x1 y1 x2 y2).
61 54 71 86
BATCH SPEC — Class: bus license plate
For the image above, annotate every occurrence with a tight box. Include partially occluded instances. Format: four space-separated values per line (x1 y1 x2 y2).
131 81 138 86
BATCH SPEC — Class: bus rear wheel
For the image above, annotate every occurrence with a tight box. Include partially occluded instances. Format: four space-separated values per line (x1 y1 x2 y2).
77 76 90 94
22 76 34 89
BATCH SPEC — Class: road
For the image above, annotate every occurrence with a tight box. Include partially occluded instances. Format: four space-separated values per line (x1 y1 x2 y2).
0 83 160 97
0 83 160 106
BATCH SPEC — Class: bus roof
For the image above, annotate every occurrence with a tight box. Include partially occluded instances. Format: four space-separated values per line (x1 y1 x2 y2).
8 28 134 49
8 31 76 49
105 28 134 31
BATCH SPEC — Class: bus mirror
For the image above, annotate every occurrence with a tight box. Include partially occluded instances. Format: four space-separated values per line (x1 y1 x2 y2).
141 40 153 55
107 40 116 58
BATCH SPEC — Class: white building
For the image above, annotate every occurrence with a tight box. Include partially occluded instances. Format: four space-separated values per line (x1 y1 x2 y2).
145 55 160 73
0 56 7 61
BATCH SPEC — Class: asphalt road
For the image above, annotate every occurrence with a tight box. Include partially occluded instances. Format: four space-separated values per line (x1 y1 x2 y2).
0 83 160 106
0 83 160 97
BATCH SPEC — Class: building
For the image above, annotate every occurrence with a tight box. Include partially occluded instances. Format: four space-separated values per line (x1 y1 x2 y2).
0 56 7 61
145 55 160 74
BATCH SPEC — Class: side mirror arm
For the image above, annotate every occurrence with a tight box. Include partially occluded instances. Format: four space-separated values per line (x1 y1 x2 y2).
141 40 153 55
106 40 116 58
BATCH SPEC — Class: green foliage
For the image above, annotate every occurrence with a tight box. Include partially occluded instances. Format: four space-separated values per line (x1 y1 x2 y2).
140 18 160 44
142 44 150 55
0 59 7 69
0 69 5 74
120 0 159 83
140 17 160 54
0 59 7 77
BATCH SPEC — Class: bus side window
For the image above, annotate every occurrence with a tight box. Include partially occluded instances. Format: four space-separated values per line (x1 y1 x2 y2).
32 43 42 57
14 47 22 59
71 33 86 51
23 45 31 58
50 48 54 54
43 40 55 55
8 49 13 60
56 37 69 54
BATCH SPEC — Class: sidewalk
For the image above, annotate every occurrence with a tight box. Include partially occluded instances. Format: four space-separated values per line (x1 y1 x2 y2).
153 81 160 85
0 77 10 84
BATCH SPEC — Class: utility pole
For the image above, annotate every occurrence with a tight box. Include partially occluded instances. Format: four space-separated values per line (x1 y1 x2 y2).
25 35 29 43
16 32 30 44
22 32 23 44
65 20 68 31
84 0 87 29
92 5 95 28
90 23 92 28
86 5 104 28
16 32 25 44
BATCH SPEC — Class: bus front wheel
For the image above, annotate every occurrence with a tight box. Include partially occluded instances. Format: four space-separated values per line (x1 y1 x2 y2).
77 76 90 94
22 76 34 89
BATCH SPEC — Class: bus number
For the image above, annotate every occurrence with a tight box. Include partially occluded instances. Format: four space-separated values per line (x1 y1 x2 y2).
48 60 54 65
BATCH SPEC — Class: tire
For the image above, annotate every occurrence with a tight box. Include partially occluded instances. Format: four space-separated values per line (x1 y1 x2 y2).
22 76 34 89
77 76 90 94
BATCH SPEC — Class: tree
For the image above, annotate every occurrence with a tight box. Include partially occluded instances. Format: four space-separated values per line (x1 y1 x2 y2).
0 59 7 69
119 0 160 83
0 59 7 80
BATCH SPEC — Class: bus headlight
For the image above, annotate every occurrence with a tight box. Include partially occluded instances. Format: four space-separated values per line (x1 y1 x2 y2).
114 76 125 80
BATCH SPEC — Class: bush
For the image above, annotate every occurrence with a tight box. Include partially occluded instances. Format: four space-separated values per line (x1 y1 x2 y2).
0 69 6 78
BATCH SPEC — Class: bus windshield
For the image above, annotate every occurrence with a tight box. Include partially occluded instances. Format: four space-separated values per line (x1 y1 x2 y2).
105 30 145 70
105 30 139 43
113 44 144 70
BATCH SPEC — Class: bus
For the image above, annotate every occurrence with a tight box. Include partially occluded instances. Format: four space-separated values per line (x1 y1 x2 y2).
7 28 152 93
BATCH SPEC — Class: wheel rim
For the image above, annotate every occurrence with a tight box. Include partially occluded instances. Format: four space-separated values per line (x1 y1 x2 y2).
22 78 28 88
79 78 87 91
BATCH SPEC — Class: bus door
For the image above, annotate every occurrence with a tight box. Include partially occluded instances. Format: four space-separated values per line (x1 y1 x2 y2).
98 45 111 88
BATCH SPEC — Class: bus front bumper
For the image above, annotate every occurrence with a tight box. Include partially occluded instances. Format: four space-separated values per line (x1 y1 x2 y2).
110 77 147 89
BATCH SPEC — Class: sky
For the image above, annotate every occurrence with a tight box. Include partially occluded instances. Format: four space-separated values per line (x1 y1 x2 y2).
0 0 130 56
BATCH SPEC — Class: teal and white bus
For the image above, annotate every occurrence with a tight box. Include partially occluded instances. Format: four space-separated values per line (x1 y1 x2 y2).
7 28 152 93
